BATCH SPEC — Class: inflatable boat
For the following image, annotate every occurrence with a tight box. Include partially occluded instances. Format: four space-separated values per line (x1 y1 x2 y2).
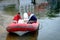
6 20 39 33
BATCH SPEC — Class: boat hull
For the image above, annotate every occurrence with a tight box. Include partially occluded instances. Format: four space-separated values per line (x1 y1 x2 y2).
6 22 39 32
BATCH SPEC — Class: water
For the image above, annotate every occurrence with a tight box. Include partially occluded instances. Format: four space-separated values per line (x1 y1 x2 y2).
0 0 60 40
0 10 60 40
0 11 38 40
38 17 60 40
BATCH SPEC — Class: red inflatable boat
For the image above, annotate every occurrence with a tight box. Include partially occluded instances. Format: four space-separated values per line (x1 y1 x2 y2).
6 21 39 33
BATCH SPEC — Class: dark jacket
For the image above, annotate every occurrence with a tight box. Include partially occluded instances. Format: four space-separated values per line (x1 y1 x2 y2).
28 14 37 23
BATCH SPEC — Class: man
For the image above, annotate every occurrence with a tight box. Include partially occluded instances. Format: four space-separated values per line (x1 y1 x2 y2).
23 12 28 20
13 12 22 23
28 12 37 24
23 12 28 23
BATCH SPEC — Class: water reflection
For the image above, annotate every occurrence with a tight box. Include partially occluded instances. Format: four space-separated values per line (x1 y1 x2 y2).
6 31 38 40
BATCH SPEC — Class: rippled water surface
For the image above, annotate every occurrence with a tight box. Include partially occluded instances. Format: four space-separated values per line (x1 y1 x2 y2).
0 10 60 40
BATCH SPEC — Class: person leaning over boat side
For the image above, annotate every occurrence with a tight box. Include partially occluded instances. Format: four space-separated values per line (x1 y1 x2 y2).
13 12 22 23
27 12 37 24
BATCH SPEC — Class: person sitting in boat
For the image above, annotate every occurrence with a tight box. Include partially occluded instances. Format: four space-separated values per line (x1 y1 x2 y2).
23 12 28 23
13 12 22 23
18 12 29 24
27 12 37 24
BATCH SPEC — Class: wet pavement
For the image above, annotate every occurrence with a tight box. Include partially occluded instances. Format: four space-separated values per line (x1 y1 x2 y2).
0 11 60 40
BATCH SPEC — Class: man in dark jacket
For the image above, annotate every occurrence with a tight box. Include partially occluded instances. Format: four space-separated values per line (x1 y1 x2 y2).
28 12 37 24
